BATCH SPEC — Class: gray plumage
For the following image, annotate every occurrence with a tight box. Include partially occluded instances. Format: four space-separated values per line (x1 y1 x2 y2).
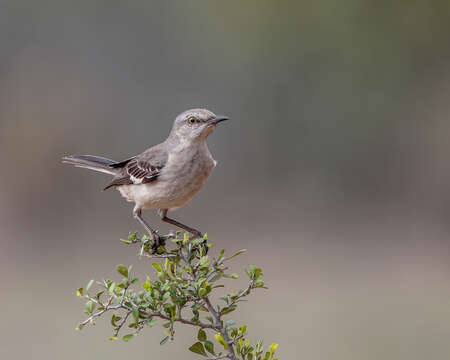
62 108 229 245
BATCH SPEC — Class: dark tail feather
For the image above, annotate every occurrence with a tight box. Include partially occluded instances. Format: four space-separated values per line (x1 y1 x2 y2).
62 155 118 175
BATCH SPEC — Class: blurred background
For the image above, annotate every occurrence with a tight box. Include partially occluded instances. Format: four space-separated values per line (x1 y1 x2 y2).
1 1 450 359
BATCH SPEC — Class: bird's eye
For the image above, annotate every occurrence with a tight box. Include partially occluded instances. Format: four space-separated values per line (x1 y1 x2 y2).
188 117 198 125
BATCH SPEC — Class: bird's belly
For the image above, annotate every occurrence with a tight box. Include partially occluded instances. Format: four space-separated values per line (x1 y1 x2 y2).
117 157 215 210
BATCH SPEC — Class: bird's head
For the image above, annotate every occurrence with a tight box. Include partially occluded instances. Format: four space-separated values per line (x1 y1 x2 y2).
170 108 229 143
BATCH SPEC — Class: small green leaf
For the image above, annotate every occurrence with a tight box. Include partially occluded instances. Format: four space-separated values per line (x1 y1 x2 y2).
108 282 116 295
76 288 83 297
214 333 228 350
132 306 139 323
269 343 278 357
85 300 95 314
142 277 152 291
230 273 239 279
109 337 118 341
225 249 246 261
220 304 237 315
254 280 264 288
210 273 223 282
152 263 162 272
111 314 121 327
239 325 247 335
120 238 132 245
146 318 157 327
199 256 210 267
128 232 138 241
198 329 207 342
204 340 216 355
86 280 94 293
189 342 207 356
117 264 128 278
160 336 169 345
122 333 135 342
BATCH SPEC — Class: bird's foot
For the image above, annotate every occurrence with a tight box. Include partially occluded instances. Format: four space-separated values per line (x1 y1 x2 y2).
189 230 203 241
150 231 166 254
188 231 209 254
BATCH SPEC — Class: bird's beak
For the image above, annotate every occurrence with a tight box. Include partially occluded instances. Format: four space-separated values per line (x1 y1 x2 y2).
209 115 229 125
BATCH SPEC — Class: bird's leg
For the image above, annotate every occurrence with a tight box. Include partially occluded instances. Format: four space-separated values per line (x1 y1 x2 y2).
158 209 203 239
133 208 164 251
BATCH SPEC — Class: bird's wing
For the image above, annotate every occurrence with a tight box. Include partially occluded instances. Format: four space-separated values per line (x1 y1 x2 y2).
103 144 168 190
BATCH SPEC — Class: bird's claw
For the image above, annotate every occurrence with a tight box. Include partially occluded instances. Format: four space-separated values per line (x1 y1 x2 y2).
151 231 166 254
189 231 203 240
188 231 209 254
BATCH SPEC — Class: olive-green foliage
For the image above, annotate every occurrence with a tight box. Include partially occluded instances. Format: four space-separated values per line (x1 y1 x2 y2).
76 232 279 360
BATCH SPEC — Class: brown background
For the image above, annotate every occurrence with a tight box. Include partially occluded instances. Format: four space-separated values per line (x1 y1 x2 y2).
1 1 450 359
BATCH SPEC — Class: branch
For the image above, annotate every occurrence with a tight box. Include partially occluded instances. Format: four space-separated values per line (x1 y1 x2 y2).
76 233 278 360
140 311 220 331
204 297 237 360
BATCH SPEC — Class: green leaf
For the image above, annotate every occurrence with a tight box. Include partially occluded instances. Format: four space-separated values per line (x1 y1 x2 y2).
152 263 162 272
189 342 207 356
117 264 128 278
132 306 139 323
214 334 228 350
230 273 239 279
220 304 237 315
108 282 116 295
111 314 121 327
109 337 118 341
142 277 152 291
86 280 94 293
160 336 169 345
76 288 83 297
120 238 132 245
254 280 265 288
122 333 135 342
210 273 223 282
269 343 278 357
191 238 204 246
146 318 157 327
204 340 216 356
199 256 210 267
198 329 207 342
85 300 95 314
225 249 246 261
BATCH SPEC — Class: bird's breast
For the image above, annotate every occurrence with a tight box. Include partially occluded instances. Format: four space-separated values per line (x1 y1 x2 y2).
119 145 216 210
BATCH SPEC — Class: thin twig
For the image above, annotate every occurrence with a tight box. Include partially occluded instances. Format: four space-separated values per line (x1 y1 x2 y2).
204 297 237 360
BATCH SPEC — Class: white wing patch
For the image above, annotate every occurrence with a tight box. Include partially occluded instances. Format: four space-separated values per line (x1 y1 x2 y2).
130 175 144 184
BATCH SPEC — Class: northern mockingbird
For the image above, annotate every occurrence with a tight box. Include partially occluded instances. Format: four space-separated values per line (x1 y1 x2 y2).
63 108 228 248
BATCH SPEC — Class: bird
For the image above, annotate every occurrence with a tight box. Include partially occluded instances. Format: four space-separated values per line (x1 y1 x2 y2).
63 108 229 249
